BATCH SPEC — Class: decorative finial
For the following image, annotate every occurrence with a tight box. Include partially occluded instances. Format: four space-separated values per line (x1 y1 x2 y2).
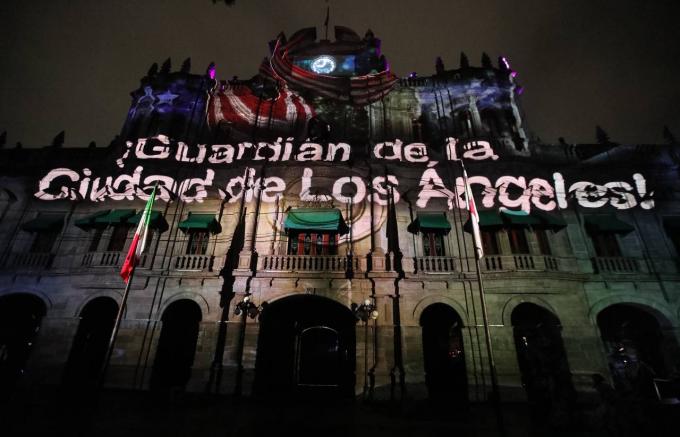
435 56 445 75
160 58 172 74
460 52 470 69
481 52 492 69
180 57 191 74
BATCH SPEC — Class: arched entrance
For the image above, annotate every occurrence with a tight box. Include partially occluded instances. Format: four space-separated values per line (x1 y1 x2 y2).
255 295 356 399
597 303 677 398
419 303 468 403
150 299 202 391
0 293 46 396
511 303 574 417
63 296 118 387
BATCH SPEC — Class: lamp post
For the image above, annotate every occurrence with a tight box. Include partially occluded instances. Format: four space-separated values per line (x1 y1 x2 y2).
233 293 264 396
353 297 379 399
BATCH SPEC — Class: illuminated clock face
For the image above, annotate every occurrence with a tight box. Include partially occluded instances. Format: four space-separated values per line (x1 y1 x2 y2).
311 56 336 74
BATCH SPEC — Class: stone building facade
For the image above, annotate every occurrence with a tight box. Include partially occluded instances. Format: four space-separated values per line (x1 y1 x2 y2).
1 26 680 407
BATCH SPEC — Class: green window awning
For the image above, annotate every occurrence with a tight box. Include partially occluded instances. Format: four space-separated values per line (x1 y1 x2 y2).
128 210 169 231
93 209 136 225
584 215 634 234
21 214 65 232
407 212 451 234
500 209 542 226
532 211 568 230
178 213 221 234
284 208 349 235
74 210 111 229
464 210 504 232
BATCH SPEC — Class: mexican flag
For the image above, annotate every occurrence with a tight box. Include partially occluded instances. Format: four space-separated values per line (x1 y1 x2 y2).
120 186 156 283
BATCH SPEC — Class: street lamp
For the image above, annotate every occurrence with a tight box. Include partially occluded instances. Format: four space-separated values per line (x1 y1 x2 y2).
353 297 379 399
234 293 265 396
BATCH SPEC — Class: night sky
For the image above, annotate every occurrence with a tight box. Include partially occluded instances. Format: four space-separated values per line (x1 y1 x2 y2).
1 0 679 147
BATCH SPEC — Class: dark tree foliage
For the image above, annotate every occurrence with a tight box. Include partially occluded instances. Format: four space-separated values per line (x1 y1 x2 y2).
160 58 172 75
212 0 235 5
595 125 610 144
0 131 6 148
481 52 492 69
51 131 65 148
181 58 192 74
459 52 470 69
88 141 97 148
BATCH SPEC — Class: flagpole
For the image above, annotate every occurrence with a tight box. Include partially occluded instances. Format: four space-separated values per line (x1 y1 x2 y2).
98 264 136 388
99 184 156 389
459 160 506 436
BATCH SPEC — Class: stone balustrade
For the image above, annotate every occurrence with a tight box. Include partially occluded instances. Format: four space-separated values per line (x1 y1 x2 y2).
173 254 214 271
591 256 639 274
81 251 122 268
260 254 359 273
414 256 457 273
6 252 53 270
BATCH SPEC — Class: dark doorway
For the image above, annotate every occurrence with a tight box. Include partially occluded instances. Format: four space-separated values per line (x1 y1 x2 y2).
419 303 468 404
511 303 574 420
62 297 118 388
0 293 46 397
255 295 356 399
150 299 202 391
597 304 676 398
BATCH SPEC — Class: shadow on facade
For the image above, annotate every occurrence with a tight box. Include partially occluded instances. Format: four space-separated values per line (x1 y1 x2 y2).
254 295 356 400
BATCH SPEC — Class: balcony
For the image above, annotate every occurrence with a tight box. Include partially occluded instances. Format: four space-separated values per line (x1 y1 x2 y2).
591 256 639 274
481 254 568 273
81 251 151 269
259 254 359 274
5 252 53 270
414 256 457 273
173 254 214 271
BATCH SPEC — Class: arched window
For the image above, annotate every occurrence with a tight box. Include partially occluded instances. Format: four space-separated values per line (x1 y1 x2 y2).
0 294 46 396
150 300 202 391
63 297 118 387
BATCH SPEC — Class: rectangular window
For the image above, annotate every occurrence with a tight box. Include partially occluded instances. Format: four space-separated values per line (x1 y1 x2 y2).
423 232 445 256
186 230 209 255
534 229 552 255
481 230 499 255
88 228 104 252
107 225 129 252
30 231 59 253
508 228 529 254
591 232 621 257
288 232 338 255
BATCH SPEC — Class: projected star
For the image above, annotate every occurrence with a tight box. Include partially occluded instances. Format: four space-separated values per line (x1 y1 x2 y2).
156 90 179 105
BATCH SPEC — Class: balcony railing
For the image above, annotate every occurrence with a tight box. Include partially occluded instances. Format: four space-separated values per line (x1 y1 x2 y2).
592 256 639 274
260 254 359 273
481 254 564 273
415 256 457 273
5 252 53 270
81 251 122 267
173 254 214 271
81 251 151 269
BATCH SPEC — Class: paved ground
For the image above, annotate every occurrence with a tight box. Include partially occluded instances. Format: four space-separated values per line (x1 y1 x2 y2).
1 388 675 437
